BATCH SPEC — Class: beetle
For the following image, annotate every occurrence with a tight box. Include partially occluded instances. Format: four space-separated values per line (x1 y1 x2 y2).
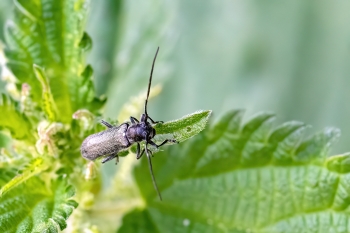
81 47 175 200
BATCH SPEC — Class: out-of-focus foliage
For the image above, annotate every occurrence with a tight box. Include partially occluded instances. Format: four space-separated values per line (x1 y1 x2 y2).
86 0 350 154
87 0 178 116
0 0 12 41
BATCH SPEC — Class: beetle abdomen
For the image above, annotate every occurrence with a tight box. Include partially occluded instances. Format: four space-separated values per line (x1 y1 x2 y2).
81 124 129 161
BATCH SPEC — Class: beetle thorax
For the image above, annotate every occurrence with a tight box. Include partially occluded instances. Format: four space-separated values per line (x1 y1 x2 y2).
126 122 155 144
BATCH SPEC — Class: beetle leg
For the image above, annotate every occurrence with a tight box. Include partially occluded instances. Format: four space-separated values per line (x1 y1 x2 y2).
130 117 139 124
136 142 140 155
102 153 118 164
100 120 113 128
148 148 154 157
115 154 119 164
136 143 141 159
149 139 177 148
137 148 145 159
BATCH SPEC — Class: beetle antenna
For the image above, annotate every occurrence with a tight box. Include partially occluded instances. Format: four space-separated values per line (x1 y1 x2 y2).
145 144 162 201
144 47 160 118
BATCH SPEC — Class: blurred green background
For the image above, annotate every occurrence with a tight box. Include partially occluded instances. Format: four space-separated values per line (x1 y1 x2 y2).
1 0 349 154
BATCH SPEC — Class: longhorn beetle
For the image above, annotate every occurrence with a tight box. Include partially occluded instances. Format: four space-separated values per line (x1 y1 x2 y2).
81 47 176 200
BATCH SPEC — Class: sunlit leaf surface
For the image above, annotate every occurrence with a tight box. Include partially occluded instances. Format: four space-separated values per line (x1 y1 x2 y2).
154 110 212 143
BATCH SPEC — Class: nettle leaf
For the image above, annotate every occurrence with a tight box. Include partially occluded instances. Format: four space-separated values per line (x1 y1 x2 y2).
0 94 32 139
4 0 99 123
33 65 58 122
153 110 212 143
0 174 78 233
118 110 350 233
0 158 48 196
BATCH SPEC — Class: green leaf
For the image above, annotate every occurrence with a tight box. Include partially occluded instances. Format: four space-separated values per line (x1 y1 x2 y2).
0 158 48 197
118 110 350 233
117 209 159 233
153 110 212 143
0 132 10 148
326 152 350 174
0 94 32 139
0 174 78 232
4 0 94 123
33 64 58 122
